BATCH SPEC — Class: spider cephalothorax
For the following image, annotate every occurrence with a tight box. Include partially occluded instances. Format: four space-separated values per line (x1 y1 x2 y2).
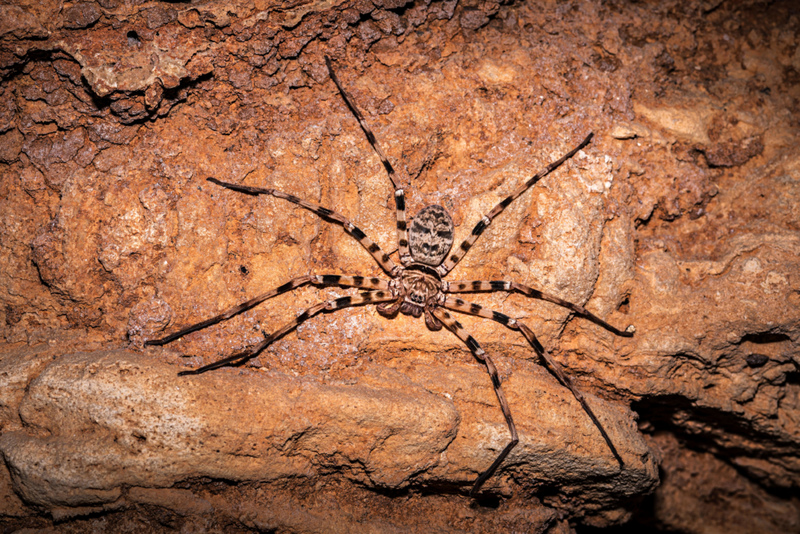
380 262 446 331
146 56 635 496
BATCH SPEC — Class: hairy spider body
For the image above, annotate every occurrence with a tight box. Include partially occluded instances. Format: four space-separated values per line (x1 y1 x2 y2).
146 56 634 496
382 263 445 331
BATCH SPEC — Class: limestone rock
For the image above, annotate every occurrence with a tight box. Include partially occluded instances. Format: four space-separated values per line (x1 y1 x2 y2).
1 0 799 532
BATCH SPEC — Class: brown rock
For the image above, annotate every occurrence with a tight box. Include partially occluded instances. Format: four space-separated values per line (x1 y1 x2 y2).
1 0 799 532
0 5 49 39
651 433 800 534
0 128 23 162
1 347 653 526
63 3 102 30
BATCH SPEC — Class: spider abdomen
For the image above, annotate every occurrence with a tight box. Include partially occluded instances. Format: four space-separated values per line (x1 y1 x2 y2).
408 205 454 266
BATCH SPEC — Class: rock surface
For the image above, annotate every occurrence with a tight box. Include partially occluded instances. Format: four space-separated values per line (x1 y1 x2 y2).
1 0 799 532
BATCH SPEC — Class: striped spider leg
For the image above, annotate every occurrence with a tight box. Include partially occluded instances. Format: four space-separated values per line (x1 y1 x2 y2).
158 289 395 376
444 280 634 338
205 178 398 274
149 57 633 497
431 307 519 496
436 133 593 277
325 58 633 494
146 274 389 347
325 56 413 266
146 275 391 357
441 282 634 492
146 177 399 369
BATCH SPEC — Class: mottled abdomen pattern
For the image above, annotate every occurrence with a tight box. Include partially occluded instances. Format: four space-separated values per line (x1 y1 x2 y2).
408 205 454 266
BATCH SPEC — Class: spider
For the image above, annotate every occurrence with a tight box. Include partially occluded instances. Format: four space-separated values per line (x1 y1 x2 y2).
146 56 635 495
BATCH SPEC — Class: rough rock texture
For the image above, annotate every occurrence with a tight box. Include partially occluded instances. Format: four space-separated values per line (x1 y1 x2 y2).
0 0 798 532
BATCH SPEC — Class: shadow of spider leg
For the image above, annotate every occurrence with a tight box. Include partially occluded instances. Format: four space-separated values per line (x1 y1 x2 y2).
430 307 519 496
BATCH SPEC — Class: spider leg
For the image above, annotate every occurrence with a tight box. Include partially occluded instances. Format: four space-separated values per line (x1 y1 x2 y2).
437 134 593 277
146 274 390 346
325 56 412 266
443 279 634 337
442 296 625 469
177 290 396 376
207 178 399 276
430 307 518 496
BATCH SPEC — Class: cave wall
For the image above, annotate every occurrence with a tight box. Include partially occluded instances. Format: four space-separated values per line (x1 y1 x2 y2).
1 0 799 532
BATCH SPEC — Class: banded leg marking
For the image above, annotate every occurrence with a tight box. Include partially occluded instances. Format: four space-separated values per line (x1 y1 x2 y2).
146 274 390 346
395 189 412 264
431 307 519 496
442 296 625 469
207 178 397 275
177 290 396 376
325 57 411 264
438 133 593 277
443 279 634 337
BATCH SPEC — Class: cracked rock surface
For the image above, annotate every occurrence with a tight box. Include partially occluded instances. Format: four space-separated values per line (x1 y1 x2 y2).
1 0 798 532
